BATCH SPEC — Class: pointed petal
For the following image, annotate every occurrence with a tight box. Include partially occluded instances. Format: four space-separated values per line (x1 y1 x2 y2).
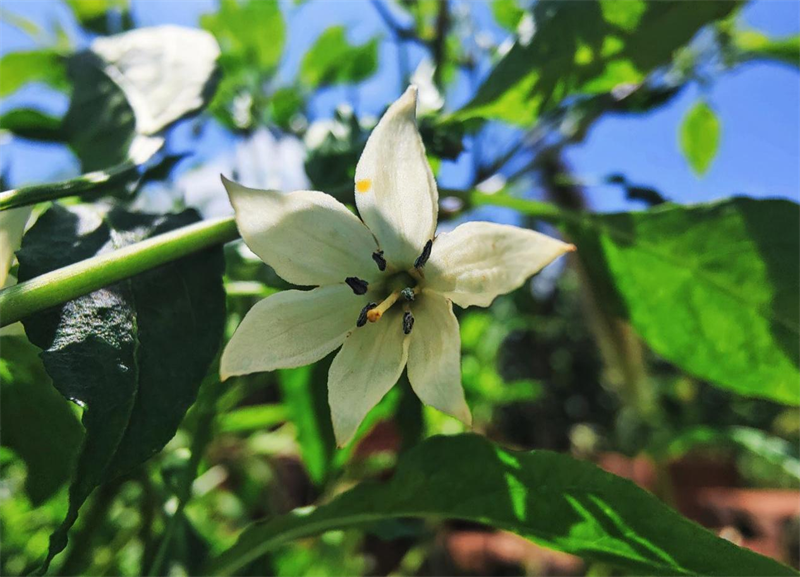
223 176 380 286
220 285 364 379
425 221 575 308
327 309 409 446
354 86 438 269
407 290 471 425
0 206 31 287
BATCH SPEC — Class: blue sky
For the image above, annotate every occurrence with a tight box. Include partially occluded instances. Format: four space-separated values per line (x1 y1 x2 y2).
1 0 797 213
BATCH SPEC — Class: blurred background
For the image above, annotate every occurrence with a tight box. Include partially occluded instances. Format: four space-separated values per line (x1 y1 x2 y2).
1 1 798 575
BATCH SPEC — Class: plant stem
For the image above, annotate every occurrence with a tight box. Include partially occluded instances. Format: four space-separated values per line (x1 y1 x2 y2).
0 217 239 327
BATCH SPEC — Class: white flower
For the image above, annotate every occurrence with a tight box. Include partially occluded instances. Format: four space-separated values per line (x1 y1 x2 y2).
220 86 574 446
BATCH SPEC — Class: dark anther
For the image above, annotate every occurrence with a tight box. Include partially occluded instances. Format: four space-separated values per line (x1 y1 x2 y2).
401 287 415 302
357 303 378 327
372 250 387 271
345 277 369 295
414 239 433 269
402 311 415 334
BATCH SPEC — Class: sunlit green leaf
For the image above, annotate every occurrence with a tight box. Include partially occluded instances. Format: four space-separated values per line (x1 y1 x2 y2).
732 29 800 68
17 204 226 572
0 336 82 506
209 434 794 576
65 0 132 35
0 50 68 98
300 26 379 88
679 101 721 176
491 0 525 32
455 1 739 126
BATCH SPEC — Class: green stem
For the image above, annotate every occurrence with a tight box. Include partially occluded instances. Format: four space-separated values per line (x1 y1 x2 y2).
0 161 138 211
0 217 239 327
469 191 584 226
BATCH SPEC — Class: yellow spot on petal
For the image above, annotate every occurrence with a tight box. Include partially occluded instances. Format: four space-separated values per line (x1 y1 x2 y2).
356 179 372 193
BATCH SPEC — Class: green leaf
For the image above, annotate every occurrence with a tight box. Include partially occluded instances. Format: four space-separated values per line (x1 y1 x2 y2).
562 197 798 405
0 50 68 97
454 1 739 126
64 26 220 171
0 336 82 506
650 426 800 484
0 108 65 142
208 434 794 576
65 0 132 35
300 26 379 88
732 30 800 69
491 0 525 31
17 204 226 572
679 101 721 175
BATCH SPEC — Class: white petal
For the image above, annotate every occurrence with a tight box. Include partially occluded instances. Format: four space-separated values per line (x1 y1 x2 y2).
327 309 409 446
223 176 380 286
0 207 31 288
354 86 438 269
407 290 471 425
220 285 364 380
425 221 575 308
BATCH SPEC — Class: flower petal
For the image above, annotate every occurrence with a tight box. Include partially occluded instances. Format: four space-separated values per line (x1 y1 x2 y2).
0 206 31 288
407 290 471 425
223 176 380 286
354 86 438 269
327 309 409 446
220 285 364 380
425 221 575 308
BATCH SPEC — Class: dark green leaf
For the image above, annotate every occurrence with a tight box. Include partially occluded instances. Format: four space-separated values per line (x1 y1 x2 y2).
208 434 794 576
680 101 721 175
0 50 68 97
17 204 226 571
0 108 66 143
301 26 379 88
0 336 82 505
455 1 739 126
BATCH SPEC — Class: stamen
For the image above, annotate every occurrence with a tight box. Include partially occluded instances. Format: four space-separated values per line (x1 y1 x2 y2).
372 250 387 271
402 311 414 334
367 290 400 323
414 239 433 269
401 287 415 302
357 302 378 327
345 277 369 295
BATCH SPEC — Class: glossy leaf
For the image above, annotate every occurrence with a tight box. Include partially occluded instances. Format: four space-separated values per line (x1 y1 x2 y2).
680 101 721 176
300 26 379 88
0 50 68 97
17 204 226 571
455 1 739 126
208 434 794 576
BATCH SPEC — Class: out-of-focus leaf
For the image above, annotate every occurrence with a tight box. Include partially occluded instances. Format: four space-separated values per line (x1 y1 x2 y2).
300 26 379 88
0 108 65 142
0 50 68 97
732 30 800 68
278 362 335 486
217 404 288 434
304 107 365 201
650 426 800 483
0 206 30 285
209 434 794 577
64 26 219 171
679 101 720 176
17 204 226 572
268 86 304 130
455 1 739 126
65 0 132 35
559 197 798 405
491 0 525 31
0 337 82 505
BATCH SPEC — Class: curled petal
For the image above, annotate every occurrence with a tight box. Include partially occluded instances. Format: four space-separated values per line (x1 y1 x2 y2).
425 221 574 308
354 86 438 269
221 285 364 380
407 290 471 425
223 176 379 286
327 309 408 446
